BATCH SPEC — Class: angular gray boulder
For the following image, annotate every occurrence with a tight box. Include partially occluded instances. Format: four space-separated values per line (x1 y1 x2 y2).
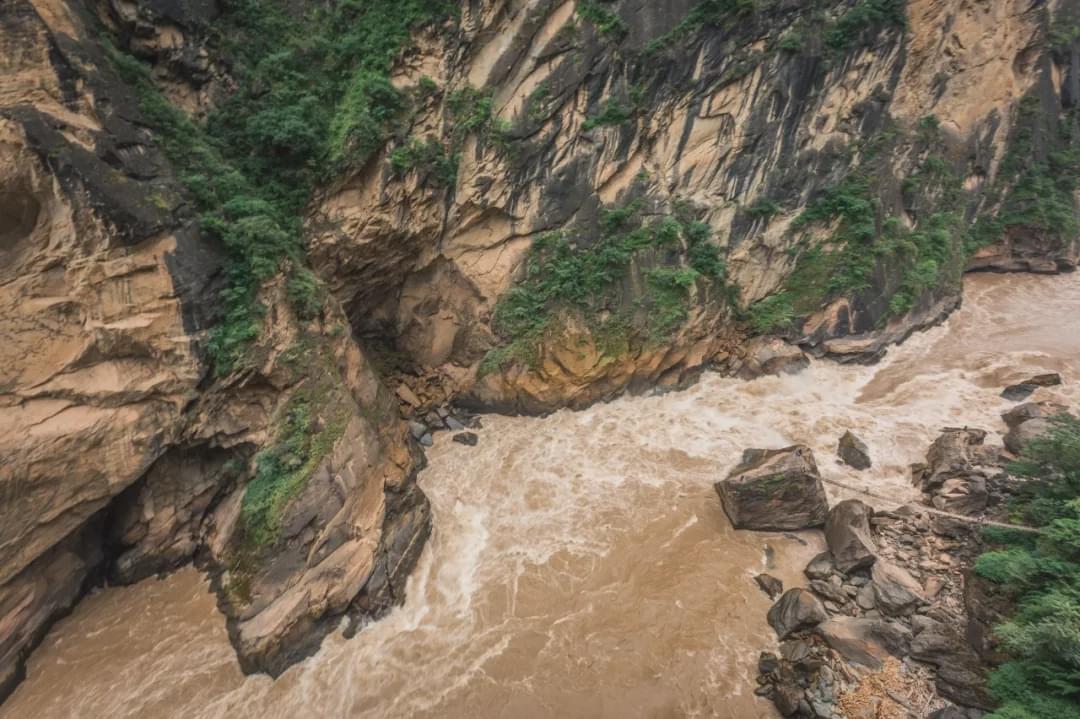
767 588 828 639
837 431 871 470
871 560 926 616
814 616 911 669
824 499 876 573
715 446 829 530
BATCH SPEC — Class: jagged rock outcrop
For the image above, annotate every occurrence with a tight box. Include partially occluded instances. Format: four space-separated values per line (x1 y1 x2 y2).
0 0 430 698
837 430 872 470
309 0 1080 399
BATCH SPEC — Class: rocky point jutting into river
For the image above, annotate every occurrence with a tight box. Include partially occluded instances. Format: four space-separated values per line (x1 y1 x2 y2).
2 0 1080 714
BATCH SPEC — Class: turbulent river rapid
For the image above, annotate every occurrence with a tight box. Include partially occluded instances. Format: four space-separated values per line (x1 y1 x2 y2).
6 272 1080 719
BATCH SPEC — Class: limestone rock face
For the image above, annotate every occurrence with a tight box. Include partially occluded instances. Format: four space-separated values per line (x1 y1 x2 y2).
3 0 1079 704
306 0 1071 400
0 0 217 696
0 0 430 696
716 446 829 531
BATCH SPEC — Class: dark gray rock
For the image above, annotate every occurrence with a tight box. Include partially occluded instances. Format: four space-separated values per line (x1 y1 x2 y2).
1001 383 1037 401
418 433 433 447
755 573 784 599
856 583 876 611
809 579 848 606
408 421 428 440
715 446 829 530
929 707 986 719
825 499 876 573
837 431 871 470
871 560 925 615
1025 372 1062 387
932 475 988 516
452 432 479 446
758 651 780 675
445 416 466 431
1001 401 1067 429
804 551 835 581
767 589 828 639
916 428 998 515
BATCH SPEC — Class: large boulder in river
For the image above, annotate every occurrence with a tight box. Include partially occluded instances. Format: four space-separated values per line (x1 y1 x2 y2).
767 588 828 639
837 431 871 470
825 499 876 573
715 446 829 530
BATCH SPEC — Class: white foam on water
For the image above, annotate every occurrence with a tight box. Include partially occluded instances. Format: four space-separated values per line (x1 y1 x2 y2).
5 272 1080 719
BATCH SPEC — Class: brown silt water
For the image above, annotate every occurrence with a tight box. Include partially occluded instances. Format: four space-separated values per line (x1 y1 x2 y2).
5 272 1080 718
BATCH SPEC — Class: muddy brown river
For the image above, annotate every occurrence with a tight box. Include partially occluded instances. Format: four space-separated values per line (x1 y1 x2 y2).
5 272 1080 719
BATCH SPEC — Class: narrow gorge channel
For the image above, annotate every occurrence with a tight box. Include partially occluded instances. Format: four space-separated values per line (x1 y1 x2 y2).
5 271 1080 719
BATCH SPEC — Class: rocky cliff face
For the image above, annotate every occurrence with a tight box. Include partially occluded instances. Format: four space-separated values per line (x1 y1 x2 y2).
0 0 429 696
311 0 1080 407
1 0 1078 703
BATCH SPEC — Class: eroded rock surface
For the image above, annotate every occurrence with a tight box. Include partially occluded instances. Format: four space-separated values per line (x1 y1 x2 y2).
716 446 829 531
4 0 1080 705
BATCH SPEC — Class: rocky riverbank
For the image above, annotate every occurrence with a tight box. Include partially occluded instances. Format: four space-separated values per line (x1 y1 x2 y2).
727 389 1071 719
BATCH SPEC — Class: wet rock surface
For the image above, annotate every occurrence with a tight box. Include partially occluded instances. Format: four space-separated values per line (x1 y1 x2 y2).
768 589 829 640
716 446 830 531
837 432 872 471
752 422 1024 717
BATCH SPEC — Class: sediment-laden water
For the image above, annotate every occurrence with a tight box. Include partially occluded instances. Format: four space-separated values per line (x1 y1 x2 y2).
6 272 1080 719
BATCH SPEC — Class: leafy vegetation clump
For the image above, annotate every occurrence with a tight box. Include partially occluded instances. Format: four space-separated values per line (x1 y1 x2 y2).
240 385 351 546
582 101 633 130
389 137 458 187
645 0 756 54
975 415 1080 719
108 0 456 373
480 202 729 375
979 97 1080 252
744 116 971 335
824 0 907 52
576 0 627 39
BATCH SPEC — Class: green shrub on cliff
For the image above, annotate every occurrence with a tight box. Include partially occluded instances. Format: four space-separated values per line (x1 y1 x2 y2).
481 203 730 374
825 0 907 52
976 415 1080 718
241 390 349 545
108 0 455 373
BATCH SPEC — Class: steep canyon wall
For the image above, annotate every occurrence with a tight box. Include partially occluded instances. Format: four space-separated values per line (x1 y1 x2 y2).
1 0 1078 701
